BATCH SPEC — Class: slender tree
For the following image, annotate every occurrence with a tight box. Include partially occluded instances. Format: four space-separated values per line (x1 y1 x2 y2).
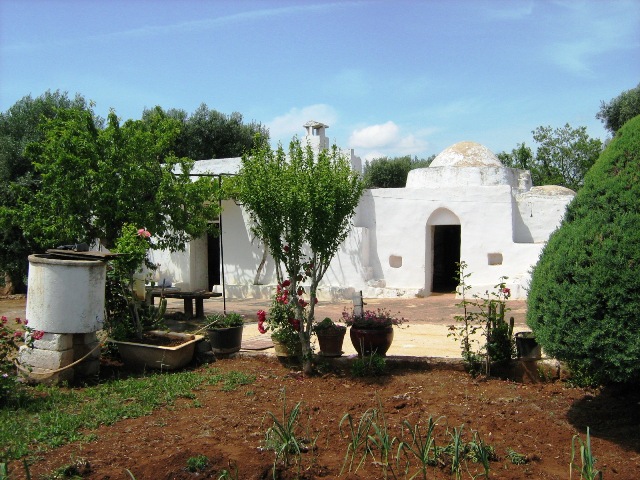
236 137 365 374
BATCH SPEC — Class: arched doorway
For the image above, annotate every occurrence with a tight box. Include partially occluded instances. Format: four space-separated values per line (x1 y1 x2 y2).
426 209 461 293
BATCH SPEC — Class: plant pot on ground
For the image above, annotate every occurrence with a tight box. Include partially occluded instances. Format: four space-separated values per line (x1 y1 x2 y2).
342 308 405 357
109 330 204 370
312 317 346 357
515 331 542 359
205 312 244 356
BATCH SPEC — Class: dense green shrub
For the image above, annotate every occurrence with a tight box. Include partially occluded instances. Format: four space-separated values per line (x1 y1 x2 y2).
363 155 433 188
527 115 640 385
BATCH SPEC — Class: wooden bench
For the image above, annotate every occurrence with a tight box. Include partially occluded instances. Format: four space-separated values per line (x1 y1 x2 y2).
148 289 222 318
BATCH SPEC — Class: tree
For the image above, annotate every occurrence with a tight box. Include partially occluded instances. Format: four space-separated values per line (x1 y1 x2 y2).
142 103 269 160
496 142 534 170
236 137 365 374
498 124 602 191
596 83 640 135
363 154 435 188
0 91 97 292
527 114 640 385
15 106 219 253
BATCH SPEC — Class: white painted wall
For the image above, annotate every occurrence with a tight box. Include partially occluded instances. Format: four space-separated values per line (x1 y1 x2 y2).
153 132 574 301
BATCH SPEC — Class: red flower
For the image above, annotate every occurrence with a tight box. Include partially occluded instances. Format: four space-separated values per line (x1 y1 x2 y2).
283 245 290 253
313 297 318 305
32 330 45 340
281 279 291 288
257 310 267 322
297 287 304 296
298 298 308 308
1 316 7 324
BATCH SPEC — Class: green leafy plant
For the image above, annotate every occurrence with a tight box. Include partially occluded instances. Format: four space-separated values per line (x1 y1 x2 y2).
351 353 387 377
105 224 167 340
312 317 346 334
397 416 442 479
506 448 529 465
1 316 44 406
527 115 640 385
448 261 515 376
263 390 307 478
205 312 244 329
449 425 465 480
367 401 398 478
339 408 375 474
257 285 305 353
186 454 208 472
217 461 239 479
467 431 494 478
237 136 365 374
571 427 603 480
342 308 405 329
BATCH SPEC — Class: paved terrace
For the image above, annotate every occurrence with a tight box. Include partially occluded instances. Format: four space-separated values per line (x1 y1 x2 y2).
0 293 530 359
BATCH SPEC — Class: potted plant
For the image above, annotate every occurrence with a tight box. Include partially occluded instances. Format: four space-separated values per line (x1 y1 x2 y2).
312 317 346 357
342 308 406 357
105 225 203 370
205 312 244 356
257 288 303 365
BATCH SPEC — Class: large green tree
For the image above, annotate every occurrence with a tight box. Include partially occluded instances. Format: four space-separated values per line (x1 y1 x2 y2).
16 106 219 253
498 124 602 191
236 137 365 374
596 83 640 136
0 91 97 291
143 103 269 160
363 154 435 188
527 115 640 385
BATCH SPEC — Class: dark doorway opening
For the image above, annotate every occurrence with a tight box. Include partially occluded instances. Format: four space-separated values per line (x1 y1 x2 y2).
207 229 221 291
432 225 461 293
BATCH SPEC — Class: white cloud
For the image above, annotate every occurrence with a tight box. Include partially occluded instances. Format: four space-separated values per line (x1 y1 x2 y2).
267 104 338 146
349 121 431 161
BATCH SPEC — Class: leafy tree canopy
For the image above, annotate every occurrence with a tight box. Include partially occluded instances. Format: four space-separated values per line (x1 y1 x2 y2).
596 82 640 135
498 124 602 191
363 154 435 188
17 106 220 251
236 137 365 374
142 103 269 160
0 91 98 291
527 114 640 385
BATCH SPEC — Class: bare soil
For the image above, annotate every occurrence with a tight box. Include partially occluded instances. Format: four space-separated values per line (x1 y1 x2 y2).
10 355 640 480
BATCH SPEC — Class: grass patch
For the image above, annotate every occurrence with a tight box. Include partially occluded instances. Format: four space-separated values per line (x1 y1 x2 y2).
0 368 255 461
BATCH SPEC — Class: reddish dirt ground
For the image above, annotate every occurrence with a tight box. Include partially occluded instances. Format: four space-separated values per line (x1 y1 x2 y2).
9 355 640 480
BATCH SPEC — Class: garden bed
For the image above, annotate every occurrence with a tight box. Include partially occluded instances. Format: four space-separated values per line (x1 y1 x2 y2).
10 356 640 479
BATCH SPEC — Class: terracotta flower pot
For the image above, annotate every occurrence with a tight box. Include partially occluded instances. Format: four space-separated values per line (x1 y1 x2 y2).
271 335 302 366
316 329 346 357
349 326 394 357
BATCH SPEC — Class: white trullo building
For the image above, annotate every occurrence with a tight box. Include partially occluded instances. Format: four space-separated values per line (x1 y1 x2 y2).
150 121 575 300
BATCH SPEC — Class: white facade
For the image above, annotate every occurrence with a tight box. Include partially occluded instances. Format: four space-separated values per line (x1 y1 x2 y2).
150 126 575 300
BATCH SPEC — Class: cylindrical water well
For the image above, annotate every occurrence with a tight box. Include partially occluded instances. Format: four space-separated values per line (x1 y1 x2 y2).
20 254 107 383
26 254 106 333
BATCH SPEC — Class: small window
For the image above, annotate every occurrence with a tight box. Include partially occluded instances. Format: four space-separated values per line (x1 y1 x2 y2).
389 255 403 268
488 253 503 265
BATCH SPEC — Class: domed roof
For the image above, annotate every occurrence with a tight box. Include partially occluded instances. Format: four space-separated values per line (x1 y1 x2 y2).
430 141 503 168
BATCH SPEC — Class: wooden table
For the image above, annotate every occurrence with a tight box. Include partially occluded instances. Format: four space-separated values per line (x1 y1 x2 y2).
147 289 222 318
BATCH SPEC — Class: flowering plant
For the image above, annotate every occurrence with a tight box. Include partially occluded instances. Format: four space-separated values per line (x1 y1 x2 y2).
105 224 165 340
1 316 44 405
257 280 307 351
342 308 406 329
312 317 346 334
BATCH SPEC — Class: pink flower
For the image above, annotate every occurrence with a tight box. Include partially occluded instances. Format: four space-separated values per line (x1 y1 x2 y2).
502 287 511 298
137 228 151 238
23 319 28 325
14 331 23 339
15 318 21 325
32 330 45 340
1 316 7 324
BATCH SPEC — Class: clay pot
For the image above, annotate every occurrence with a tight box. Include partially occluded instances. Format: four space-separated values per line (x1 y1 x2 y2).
349 326 394 357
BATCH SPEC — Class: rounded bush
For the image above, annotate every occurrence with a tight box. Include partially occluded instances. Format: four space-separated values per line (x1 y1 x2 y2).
527 115 640 385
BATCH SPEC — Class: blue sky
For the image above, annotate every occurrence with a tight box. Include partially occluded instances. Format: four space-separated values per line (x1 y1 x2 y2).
1 0 638 161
